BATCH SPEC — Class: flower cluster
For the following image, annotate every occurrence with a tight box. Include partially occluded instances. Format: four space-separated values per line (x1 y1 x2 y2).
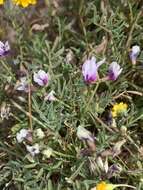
111 102 128 118
16 128 53 158
82 56 122 83
0 0 4 5
13 0 37 7
0 0 37 7
16 129 32 143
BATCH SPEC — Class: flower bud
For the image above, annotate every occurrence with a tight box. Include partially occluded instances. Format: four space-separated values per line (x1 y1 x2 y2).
42 147 53 158
120 125 127 135
35 128 45 139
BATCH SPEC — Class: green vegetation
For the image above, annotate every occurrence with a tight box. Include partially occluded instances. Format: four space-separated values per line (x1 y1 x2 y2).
0 0 143 189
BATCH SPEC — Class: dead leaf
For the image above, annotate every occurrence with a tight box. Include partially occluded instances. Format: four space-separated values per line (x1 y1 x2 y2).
87 140 96 152
112 139 126 157
100 149 113 157
94 36 108 54
31 23 49 32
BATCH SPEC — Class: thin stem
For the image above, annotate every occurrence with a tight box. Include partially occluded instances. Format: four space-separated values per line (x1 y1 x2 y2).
113 90 143 100
53 151 75 158
11 100 53 130
126 8 143 49
115 184 136 189
57 99 71 109
28 82 33 131
126 135 140 151
1 60 14 78
68 160 85 181
89 111 116 133
86 82 99 111
129 114 143 126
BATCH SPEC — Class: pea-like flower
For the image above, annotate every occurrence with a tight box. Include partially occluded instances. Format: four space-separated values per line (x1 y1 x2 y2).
108 62 122 81
77 126 95 142
15 77 29 92
96 157 109 173
129 45 140 65
16 129 32 143
82 57 105 83
0 41 10 57
12 0 37 7
44 90 56 101
33 70 50 86
26 144 40 157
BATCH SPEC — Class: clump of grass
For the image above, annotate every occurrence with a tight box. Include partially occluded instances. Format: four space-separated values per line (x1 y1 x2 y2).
0 0 143 189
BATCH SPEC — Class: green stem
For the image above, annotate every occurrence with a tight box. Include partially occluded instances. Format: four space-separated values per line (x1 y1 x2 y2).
53 151 75 158
129 114 143 126
57 99 71 109
11 100 52 130
86 82 99 111
68 160 85 181
1 60 14 78
126 8 143 49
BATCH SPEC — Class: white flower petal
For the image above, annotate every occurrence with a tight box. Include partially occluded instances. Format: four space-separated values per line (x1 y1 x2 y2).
5 41 10 51
132 45 140 55
77 126 94 142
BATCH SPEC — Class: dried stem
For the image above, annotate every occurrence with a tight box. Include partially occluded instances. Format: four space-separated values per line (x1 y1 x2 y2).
28 82 33 131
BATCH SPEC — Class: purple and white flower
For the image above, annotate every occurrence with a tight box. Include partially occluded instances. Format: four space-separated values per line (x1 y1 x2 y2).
77 126 95 142
16 129 32 143
108 62 122 81
33 70 49 86
26 143 40 157
15 77 29 92
97 156 109 173
82 56 105 83
129 45 140 65
0 41 10 56
44 90 56 101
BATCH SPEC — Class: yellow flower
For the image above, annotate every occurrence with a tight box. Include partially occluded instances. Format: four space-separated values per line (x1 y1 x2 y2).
12 0 37 7
111 102 128 118
96 182 114 190
0 0 4 5
91 181 136 190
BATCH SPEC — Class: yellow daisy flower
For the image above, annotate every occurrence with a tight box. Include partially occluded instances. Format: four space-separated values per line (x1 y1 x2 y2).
0 0 4 5
111 102 128 118
12 0 37 7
